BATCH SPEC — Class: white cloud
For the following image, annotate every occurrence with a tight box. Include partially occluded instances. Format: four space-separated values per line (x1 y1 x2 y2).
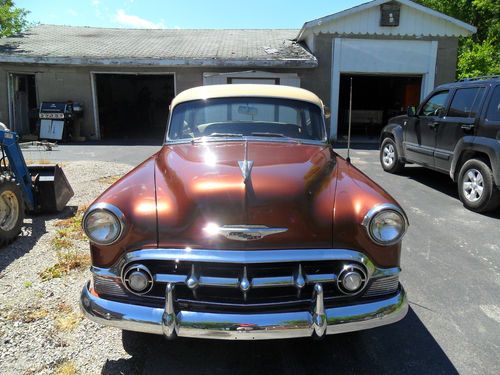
113 9 165 29
67 9 78 16
91 0 100 5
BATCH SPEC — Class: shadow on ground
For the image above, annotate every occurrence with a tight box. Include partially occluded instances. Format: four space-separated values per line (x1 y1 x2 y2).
400 166 500 218
101 307 457 375
0 206 78 273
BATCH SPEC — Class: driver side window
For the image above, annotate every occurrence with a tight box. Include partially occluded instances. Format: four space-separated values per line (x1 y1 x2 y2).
420 91 449 117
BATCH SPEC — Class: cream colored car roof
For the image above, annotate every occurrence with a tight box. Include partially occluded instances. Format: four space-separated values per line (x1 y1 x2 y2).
171 84 324 108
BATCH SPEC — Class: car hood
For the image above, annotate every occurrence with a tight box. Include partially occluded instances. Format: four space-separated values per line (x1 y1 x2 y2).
154 141 336 249
89 142 403 269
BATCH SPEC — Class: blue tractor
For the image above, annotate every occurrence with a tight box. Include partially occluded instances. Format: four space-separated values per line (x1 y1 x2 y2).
0 125 73 245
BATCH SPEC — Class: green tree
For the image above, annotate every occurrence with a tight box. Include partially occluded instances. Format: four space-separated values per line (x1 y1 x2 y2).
415 0 500 78
0 0 29 38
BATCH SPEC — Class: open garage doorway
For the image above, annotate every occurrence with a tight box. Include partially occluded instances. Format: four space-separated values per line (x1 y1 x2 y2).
337 74 422 142
94 73 175 141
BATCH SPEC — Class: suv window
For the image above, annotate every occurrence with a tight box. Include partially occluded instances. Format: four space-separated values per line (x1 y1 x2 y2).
448 87 485 118
485 86 500 122
420 91 449 116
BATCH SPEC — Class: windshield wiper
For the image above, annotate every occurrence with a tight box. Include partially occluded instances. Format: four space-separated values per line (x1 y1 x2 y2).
206 133 243 137
251 132 300 142
251 132 287 137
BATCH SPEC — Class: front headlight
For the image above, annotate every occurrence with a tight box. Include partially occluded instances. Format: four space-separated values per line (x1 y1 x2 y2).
362 204 408 245
83 203 125 245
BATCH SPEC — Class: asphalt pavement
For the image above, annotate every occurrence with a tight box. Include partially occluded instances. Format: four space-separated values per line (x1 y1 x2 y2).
24 142 499 374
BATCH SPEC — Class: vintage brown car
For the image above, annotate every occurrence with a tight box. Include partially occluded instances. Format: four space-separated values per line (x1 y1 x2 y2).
80 84 408 345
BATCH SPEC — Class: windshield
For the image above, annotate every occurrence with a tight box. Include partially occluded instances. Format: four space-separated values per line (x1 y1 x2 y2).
167 97 326 142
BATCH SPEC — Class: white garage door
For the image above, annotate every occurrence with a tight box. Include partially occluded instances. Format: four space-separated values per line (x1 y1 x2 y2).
330 38 438 140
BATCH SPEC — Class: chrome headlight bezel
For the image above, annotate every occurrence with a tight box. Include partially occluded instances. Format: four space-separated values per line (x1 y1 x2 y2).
83 203 126 246
362 203 408 246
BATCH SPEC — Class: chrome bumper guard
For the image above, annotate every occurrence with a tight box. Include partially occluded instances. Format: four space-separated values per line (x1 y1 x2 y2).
80 281 408 340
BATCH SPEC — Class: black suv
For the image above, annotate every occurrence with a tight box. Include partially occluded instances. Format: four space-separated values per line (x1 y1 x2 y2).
380 76 500 213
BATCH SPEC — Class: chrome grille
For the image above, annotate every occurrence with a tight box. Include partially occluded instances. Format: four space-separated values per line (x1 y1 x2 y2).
364 276 399 297
93 275 127 297
91 249 401 311
128 260 364 306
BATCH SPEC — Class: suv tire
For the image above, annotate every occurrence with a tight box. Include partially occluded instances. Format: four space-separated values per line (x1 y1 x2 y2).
380 138 405 174
458 159 500 213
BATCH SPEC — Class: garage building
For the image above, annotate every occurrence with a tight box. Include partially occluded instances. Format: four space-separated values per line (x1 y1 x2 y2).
0 0 475 142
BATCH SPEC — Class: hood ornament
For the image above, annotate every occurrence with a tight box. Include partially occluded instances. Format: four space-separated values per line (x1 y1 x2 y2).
238 160 254 182
217 225 287 241
238 139 254 182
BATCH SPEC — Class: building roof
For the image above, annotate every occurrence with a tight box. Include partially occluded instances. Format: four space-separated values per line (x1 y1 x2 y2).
171 84 324 108
0 25 317 68
297 0 476 40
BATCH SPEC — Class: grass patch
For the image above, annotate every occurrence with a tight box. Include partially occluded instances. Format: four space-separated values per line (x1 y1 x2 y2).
54 307 82 332
42 204 91 281
1 305 49 323
54 361 78 375
23 281 33 288
53 205 88 248
98 174 122 185
53 236 73 251
39 249 90 281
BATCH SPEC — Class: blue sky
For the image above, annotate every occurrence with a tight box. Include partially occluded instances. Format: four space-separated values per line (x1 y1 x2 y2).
17 0 367 29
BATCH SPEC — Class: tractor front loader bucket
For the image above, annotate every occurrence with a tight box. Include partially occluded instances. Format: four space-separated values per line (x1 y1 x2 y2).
28 164 74 213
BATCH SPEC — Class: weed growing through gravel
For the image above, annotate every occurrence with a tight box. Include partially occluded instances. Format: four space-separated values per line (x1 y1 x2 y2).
39 250 90 281
54 303 82 332
54 361 78 375
98 174 122 185
23 281 33 288
1 305 49 323
40 205 90 281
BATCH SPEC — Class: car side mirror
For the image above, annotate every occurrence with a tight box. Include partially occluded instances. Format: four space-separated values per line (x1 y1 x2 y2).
324 106 331 119
406 106 417 117
434 107 445 118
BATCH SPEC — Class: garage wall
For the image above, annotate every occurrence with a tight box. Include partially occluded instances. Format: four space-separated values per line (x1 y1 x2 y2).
299 33 459 138
0 65 304 140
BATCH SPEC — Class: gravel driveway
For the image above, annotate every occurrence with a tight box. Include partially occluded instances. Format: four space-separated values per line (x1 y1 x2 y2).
1 145 499 375
0 161 136 375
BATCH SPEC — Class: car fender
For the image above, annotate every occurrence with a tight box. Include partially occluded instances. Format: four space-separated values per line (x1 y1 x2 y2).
452 136 500 186
380 123 405 160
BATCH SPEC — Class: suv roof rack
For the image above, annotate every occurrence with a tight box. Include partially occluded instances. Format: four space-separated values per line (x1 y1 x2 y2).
457 74 500 82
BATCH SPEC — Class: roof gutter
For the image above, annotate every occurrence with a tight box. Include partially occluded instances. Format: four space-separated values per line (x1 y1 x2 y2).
0 55 318 68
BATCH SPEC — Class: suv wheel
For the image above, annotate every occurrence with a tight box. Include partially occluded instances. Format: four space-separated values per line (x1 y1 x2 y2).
458 159 500 213
380 138 404 173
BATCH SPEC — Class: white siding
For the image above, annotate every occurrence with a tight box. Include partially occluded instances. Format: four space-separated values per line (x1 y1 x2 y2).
329 38 438 140
307 3 472 37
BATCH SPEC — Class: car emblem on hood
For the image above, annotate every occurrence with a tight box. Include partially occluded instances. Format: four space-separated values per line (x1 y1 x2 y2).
238 139 254 182
212 225 288 241
238 160 254 182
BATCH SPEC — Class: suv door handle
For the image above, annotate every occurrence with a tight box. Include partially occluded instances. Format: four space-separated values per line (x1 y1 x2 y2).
461 123 475 131
428 122 439 130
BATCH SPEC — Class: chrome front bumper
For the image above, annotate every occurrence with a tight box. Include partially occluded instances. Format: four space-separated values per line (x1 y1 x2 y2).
80 282 408 340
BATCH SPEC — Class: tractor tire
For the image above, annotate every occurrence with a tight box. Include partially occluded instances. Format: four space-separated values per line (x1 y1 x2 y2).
0 175 24 247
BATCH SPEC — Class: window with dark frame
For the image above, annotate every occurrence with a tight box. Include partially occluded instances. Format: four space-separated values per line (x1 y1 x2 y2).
380 1 400 26
420 91 449 116
448 87 485 118
485 86 500 122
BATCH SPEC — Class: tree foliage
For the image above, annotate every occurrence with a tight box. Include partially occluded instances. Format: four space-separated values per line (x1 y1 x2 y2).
0 0 29 38
415 0 499 78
